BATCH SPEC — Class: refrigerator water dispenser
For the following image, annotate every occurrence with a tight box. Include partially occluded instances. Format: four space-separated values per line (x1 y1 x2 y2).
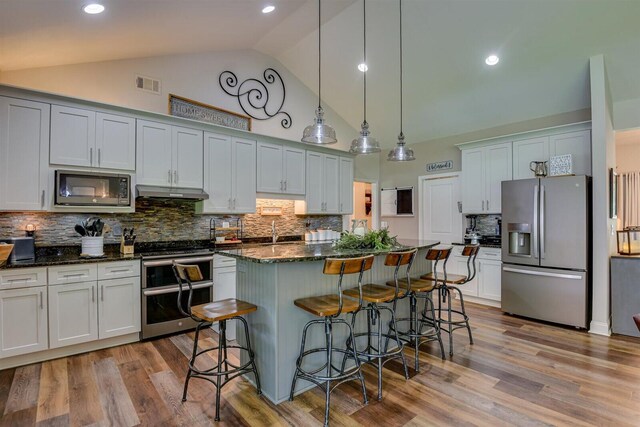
508 223 531 256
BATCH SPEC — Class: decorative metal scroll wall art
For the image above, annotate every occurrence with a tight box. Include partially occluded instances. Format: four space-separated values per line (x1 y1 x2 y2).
219 68 292 129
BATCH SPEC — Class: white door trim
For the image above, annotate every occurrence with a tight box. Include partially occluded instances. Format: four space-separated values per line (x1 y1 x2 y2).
418 172 461 241
344 180 379 231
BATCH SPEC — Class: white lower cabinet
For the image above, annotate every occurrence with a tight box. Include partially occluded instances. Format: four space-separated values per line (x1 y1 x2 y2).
436 247 501 304
478 258 502 301
213 263 237 342
49 281 98 348
98 276 141 339
0 286 48 358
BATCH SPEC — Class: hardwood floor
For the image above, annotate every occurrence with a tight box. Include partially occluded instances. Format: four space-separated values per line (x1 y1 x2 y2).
1 301 640 426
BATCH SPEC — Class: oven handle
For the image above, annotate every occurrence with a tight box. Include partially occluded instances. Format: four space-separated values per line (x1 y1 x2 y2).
143 281 213 296
142 256 214 268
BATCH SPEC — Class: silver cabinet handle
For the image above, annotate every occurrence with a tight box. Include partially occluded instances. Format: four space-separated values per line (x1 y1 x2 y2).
233 198 236 209
478 261 482 273
40 291 43 309
101 285 104 301
90 147 93 166
92 286 95 302
340 203 343 212
168 170 172 184
174 170 178 184
280 181 283 191
98 148 101 166
482 200 484 211
41 190 45 208
487 200 490 211
228 198 232 209
284 181 287 191
502 267 582 280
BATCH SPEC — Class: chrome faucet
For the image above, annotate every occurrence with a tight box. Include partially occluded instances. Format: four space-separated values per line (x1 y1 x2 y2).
271 220 278 244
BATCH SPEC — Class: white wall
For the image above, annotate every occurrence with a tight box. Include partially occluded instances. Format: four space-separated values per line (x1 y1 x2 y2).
0 50 358 151
616 143 640 173
614 97 640 131
589 54 617 336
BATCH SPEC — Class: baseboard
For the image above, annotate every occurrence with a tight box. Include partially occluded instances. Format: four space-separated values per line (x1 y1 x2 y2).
589 320 611 336
459 295 501 308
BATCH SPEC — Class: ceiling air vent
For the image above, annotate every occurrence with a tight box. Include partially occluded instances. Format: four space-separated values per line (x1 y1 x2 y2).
135 75 161 94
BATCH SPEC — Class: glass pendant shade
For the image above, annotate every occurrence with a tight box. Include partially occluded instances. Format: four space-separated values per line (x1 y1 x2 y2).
387 133 415 161
301 107 337 144
350 121 380 154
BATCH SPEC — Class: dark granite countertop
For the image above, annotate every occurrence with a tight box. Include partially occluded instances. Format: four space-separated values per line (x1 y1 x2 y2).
217 239 440 264
451 242 502 249
2 248 141 269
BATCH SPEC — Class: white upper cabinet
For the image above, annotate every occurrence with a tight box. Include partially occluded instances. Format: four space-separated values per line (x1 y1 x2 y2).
95 112 136 170
256 142 305 194
50 105 135 171
136 120 203 189
304 151 341 214
512 130 591 179
461 142 511 214
549 130 591 176
513 136 549 180
199 132 256 214
339 157 354 214
0 97 50 211
256 142 284 193
172 126 204 189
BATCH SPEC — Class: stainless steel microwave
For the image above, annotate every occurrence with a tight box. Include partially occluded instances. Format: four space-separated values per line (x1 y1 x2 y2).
55 170 131 207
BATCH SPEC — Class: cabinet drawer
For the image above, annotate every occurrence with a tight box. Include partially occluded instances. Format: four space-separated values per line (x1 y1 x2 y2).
48 264 97 285
98 260 140 280
479 248 501 259
0 267 47 290
213 255 236 268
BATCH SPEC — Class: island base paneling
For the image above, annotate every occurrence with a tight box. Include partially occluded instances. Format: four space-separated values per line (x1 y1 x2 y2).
235 249 432 404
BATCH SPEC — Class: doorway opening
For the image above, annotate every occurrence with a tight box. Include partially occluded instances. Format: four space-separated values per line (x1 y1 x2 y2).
344 181 379 232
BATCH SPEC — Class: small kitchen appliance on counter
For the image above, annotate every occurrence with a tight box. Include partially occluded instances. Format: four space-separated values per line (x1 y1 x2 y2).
0 237 35 264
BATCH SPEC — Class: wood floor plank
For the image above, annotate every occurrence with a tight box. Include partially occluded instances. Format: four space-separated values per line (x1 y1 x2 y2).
36 358 69 423
92 358 140 427
35 413 70 427
0 407 37 427
149 369 212 427
3 364 41 415
0 368 15 416
67 352 104 427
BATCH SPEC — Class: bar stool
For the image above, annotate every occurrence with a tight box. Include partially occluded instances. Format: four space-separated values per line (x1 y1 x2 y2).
386 248 447 372
172 262 261 422
341 251 411 400
290 256 372 426
421 245 478 356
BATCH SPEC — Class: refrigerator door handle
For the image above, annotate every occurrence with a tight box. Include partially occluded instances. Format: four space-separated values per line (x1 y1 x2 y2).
502 267 582 280
533 184 539 259
540 185 545 259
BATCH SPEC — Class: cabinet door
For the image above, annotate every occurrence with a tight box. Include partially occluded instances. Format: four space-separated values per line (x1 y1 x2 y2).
50 105 96 167
95 112 136 171
283 146 305 195
461 148 485 213
49 282 98 348
323 154 340 214
256 142 284 193
202 132 233 213
484 143 512 214
0 286 48 358
98 277 141 339
305 151 324 213
212 266 237 341
0 97 50 211
512 137 549 180
549 130 591 176
339 157 354 214
136 120 173 186
233 137 257 213
479 259 501 301
172 126 203 189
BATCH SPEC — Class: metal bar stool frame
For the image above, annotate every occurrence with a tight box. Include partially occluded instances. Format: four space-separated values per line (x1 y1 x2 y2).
172 262 261 422
289 256 371 426
388 249 446 372
341 251 412 400
432 245 478 356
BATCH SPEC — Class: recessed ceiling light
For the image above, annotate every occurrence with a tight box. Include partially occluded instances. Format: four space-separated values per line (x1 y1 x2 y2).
83 3 105 14
358 63 368 72
262 5 275 14
485 54 500 66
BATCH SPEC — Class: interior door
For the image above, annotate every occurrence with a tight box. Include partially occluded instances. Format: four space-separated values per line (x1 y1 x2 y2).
233 137 257 213
203 132 233 213
421 175 462 244
173 126 203 189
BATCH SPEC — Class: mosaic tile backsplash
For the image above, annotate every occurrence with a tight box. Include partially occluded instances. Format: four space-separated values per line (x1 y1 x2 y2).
465 214 502 236
0 199 342 246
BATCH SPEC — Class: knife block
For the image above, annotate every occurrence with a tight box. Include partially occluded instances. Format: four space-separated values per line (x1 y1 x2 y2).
120 236 135 255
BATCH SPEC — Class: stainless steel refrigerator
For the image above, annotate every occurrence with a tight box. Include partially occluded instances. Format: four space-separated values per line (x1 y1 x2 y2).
501 175 591 328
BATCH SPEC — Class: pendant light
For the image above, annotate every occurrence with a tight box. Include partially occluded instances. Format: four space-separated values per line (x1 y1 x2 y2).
302 0 337 145
349 0 380 155
387 0 415 161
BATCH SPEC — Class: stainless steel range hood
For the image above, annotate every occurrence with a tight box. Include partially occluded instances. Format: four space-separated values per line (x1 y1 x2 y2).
136 185 209 200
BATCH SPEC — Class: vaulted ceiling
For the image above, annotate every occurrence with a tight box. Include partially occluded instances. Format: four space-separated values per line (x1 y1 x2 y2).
1 0 639 147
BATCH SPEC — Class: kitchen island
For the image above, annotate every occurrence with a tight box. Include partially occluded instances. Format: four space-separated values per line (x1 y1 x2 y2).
217 239 439 404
